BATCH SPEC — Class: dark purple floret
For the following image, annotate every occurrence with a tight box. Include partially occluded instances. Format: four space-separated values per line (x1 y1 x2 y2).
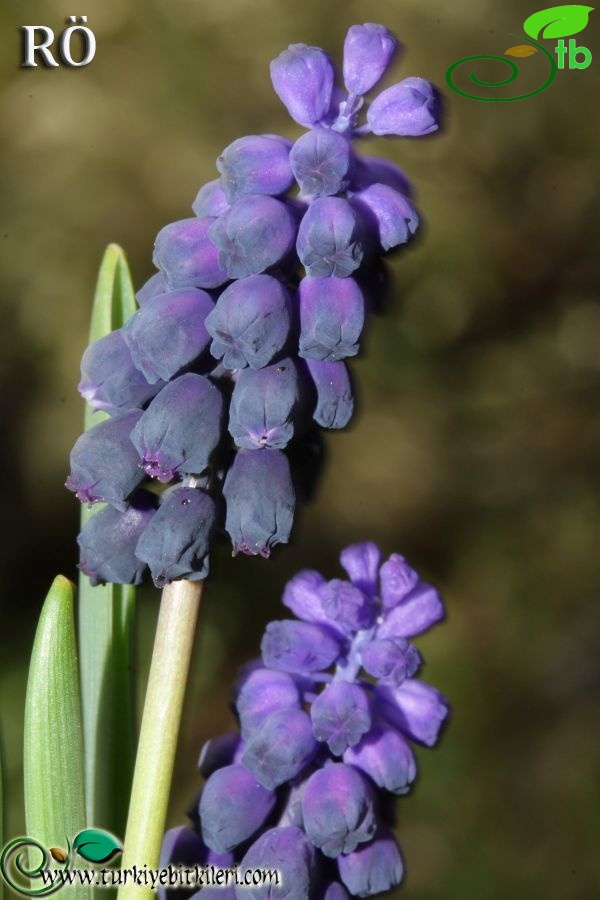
297 197 364 278
223 449 295 557
343 723 417 795
261 620 341 674
319 579 374 633
66 410 144 510
366 76 440 137
322 884 350 900
229 359 299 450
302 763 377 857
200 764 277 853
375 679 449 747
77 494 155 586
136 271 168 306
122 288 214 384
208 196 297 279
130 373 223 481
281 568 328 624
270 44 336 127
192 179 231 218
299 277 365 361
217 135 294 203
305 359 354 429
242 708 318 790
205 275 292 370
153 217 229 290
198 732 242 778
237 826 316 900
310 681 371 755
290 129 352 198
234 667 301 740
134 485 215 586
360 637 421 686
342 24 397 96
337 826 404 897
351 183 419 252
78 330 163 414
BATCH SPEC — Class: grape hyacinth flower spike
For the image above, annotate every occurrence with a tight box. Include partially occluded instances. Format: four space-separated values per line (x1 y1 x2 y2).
163 543 448 897
66 21 441 585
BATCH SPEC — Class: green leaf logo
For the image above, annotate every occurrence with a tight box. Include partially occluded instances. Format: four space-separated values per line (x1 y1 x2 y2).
523 5 594 39
72 829 122 864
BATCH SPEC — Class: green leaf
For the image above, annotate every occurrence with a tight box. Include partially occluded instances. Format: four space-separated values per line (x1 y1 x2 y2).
73 829 122 864
79 245 137 844
523 5 594 40
24 576 90 900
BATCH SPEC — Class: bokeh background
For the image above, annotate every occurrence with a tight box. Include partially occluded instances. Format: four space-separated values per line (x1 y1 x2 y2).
1 0 599 897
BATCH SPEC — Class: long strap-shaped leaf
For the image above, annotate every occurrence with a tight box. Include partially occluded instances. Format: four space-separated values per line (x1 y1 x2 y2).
24 576 90 899
79 245 137 838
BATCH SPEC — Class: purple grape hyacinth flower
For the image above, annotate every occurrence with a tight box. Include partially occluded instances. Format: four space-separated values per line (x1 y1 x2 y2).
343 24 398 96
217 135 294 203
297 197 364 278
299 277 365 361
77 494 155 586
270 44 335 127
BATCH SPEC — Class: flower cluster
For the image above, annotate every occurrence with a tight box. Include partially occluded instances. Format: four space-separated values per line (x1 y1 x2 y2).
67 24 441 586
162 543 449 897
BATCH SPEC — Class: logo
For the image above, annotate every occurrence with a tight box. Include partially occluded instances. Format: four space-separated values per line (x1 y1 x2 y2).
0 829 121 896
446 4 593 101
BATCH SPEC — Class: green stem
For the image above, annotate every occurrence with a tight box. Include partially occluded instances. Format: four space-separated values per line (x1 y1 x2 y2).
117 580 203 899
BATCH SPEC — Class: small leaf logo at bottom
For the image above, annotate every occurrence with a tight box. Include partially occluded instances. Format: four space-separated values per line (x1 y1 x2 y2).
505 45 539 56
72 829 122 864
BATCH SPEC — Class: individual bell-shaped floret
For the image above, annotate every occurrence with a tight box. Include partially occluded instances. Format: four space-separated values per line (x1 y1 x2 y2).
217 135 294 203
122 289 214 384
229 358 299 450
366 76 440 136
261 620 341 674
319 578 374 632
66 410 144 510
340 541 381 596
375 678 449 747
77 494 155 586
282 569 328 623
234 667 301 739
135 485 215 586
305 359 354 429
198 732 242 778
337 826 404 896
310 681 371 755
130 373 223 482
299 277 365 361
270 44 335 127
192 179 230 218
343 723 417 795
237 826 316 900
343 23 397 96
302 763 377 857
242 708 318 790
352 183 419 252
297 197 364 278
153 218 229 290
136 271 168 306
322 884 350 900
208 196 297 279
199 764 277 853
205 275 291 370
361 636 421 686
223 449 295 557
78 330 163 414
290 129 352 198
377 564 444 638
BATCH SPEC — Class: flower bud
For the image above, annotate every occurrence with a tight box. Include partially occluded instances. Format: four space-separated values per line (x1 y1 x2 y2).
302 763 377 857
234 668 301 739
153 217 229 290
198 732 241 778
78 330 163 414
229 359 299 450
205 275 291 370
319 579 374 633
343 723 417 795
361 637 421 686
262 620 340 674
310 681 371 755
242 708 318 789
322 884 350 900
270 44 335 127
377 574 444 638
130 374 223 481
66 411 144 510
199 764 277 853
192 179 230 218
367 76 440 136
122 289 214 384
282 569 327 623
339 542 381 596
352 183 418 251
305 359 354 429
77 494 155 586
136 271 168 306
223 449 295 557
343 24 397 95
135 485 215 586
297 197 363 278
375 679 449 747
299 277 365 361
337 826 404 896
290 129 351 197
208 196 296 279
217 135 293 203
237 826 316 900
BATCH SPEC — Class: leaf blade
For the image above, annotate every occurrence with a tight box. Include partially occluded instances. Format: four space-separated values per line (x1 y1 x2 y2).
505 45 539 56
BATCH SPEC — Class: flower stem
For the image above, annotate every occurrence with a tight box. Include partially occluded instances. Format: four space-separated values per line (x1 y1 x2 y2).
117 579 203 899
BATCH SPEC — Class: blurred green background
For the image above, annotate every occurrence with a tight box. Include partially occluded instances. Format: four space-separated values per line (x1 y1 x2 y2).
1 0 599 897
